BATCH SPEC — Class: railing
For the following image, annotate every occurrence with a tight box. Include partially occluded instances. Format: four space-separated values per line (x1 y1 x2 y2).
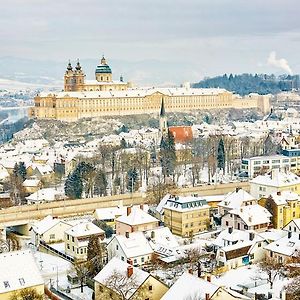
39 240 74 263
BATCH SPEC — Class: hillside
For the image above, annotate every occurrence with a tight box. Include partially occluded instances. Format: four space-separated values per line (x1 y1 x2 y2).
193 73 300 96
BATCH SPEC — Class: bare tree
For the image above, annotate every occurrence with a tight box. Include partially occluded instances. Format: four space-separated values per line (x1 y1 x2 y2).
103 269 146 300
72 260 90 293
258 261 284 289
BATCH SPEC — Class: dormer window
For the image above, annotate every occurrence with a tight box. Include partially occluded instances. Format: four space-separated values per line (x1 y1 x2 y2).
3 281 10 288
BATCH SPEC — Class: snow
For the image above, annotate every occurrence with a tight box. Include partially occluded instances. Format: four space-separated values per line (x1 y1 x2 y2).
161 272 219 300
0 250 44 294
65 221 104 237
94 257 149 299
31 215 60 235
116 206 158 226
229 204 272 226
219 188 256 209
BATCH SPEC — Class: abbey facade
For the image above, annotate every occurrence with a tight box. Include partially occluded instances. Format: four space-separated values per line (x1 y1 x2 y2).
29 56 270 122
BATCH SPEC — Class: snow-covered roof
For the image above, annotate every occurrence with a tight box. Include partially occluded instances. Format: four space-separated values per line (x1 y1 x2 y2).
163 194 210 212
39 87 230 100
161 273 219 300
116 207 158 226
156 193 170 215
229 204 272 226
264 232 300 256
213 229 263 248
94 204 149 221
283 218 300 232
250 170 300 188
65 221 104 238
26 187 65 202
0 250 44 294
112 232 153 258
94 257 149 299
144 227 179 251
218 188 256 209
270 191 299 206
31 215 60 235
257 229 288 242
23 178 41 187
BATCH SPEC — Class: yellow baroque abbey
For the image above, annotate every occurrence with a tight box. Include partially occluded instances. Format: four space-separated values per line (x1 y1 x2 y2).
29 56 270 122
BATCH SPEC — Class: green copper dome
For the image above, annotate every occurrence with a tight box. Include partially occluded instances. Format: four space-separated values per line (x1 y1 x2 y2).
95 64 112 74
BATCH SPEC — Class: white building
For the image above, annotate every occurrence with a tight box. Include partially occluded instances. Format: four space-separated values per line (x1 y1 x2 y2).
218 188 256 216
30 215 72 246
107 231 153 266
250 169 300 199
241 154 295 178
221 204 271 232
65 221 105 260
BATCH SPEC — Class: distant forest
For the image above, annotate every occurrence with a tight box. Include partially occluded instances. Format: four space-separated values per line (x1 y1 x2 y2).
193 74 300 96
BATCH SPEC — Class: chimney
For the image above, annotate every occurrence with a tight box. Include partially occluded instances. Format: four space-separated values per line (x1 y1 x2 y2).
151 231 155 239
125 232 130 238
277 191 281 196
188 268 193 274
140 204 144 210
288 231 292 239
207 275 211 282
249 232 255 241
236 187 241 193
127 258 133 265
127 206 131 216
205 293 210 300
127 265 133 278
228 227 233 234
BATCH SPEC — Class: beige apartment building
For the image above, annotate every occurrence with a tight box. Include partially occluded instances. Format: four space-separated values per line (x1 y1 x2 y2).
163 195 210 237
29 56 270 122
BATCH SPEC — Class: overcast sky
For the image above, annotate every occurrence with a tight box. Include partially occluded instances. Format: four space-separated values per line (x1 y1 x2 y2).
0 0 299 83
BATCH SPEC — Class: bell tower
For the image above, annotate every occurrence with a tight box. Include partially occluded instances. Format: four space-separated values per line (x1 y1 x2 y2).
73 59 85 91
159 98 168 137
64 61 75 92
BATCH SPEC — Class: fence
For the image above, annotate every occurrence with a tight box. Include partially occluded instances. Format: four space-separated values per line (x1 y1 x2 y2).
39 240 74 263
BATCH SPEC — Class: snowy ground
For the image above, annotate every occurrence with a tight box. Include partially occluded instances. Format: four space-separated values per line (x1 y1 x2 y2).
30 248 93 299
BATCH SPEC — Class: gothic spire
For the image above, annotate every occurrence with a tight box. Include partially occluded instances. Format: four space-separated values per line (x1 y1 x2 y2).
160 98 166 117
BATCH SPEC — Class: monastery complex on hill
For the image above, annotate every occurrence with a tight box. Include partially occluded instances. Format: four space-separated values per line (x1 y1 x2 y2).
29 56 270 122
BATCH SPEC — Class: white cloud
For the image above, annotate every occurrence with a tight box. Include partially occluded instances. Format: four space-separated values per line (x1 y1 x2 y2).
267 51 293 75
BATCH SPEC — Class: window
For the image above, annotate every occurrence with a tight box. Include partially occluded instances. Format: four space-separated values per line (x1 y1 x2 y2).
80 248 83 254
72 237 75 242
141 257 145 263
225 221 229 226
19 278 25 286
50 234 55 239
149 285 153 291
134 259 137 264
116 245 119 250
121 256 124 261
3 281 10 288
99 285 103 292
67 244 70 249
258 242 261 247
67 234 69 240
250 254 254 259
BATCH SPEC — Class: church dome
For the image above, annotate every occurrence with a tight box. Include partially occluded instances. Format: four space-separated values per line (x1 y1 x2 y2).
95 64 112 74
95 56 112 74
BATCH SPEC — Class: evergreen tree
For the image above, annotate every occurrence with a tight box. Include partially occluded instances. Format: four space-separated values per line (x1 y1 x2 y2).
13 162 27 182
217 138 225 170
64 169 83 199
93 220 114 238
86 235 103 277
160 130 176 179
127 167 138 192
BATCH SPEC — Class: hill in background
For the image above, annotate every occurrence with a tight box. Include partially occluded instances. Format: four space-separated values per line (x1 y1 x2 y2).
193 73 300 96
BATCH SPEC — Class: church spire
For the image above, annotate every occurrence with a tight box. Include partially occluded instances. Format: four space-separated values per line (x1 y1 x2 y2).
67 60 73 71
75 59 81 71
160 98 166 117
